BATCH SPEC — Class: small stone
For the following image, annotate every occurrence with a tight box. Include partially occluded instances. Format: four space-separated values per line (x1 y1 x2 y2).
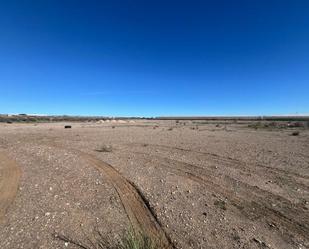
253 238 267 247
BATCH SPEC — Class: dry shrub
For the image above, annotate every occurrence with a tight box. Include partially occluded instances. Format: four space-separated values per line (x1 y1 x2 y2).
55 229 164 249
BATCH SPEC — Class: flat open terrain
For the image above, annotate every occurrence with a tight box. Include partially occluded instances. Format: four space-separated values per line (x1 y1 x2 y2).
0 120 308 249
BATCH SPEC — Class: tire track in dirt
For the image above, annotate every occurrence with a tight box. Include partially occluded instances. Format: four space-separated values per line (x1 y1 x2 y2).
79 151 174 248
40 140 175 249
123 150 309 243
147 143 309 194
128 143 309 181
125 143 309 196
0 151 21 223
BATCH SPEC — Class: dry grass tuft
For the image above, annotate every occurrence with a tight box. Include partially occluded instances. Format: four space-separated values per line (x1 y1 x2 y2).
55 229 162 249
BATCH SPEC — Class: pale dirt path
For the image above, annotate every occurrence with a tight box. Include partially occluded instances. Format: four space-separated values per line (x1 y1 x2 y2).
0 151 21 223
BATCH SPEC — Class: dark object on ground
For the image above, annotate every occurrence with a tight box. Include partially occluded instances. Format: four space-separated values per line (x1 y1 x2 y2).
291 131 299 136
95 145 113 153
64 125 72 129
6 121 13 124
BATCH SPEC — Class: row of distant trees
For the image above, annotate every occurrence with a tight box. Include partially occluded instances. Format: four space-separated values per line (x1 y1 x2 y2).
0 114 146 123
1 114 308 123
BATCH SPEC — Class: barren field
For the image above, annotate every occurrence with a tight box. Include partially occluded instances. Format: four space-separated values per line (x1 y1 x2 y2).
0 120 308 249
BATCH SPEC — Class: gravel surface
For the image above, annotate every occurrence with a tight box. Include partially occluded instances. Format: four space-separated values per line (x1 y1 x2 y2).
0 120 308 249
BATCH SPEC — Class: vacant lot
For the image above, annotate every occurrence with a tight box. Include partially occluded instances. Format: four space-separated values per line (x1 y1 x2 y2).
0 120 308 249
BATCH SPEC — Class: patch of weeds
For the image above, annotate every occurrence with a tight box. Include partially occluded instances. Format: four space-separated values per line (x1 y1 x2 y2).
95 145 113 152
248 122 279 130
55 229 164 249
214 200 227 210
118 230 160 249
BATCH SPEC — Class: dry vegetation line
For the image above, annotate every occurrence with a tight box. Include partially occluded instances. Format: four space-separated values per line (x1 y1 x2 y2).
0 151 21 223
80 152 174 248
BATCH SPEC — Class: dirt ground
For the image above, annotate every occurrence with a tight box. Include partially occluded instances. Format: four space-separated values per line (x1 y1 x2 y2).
0 120 308 249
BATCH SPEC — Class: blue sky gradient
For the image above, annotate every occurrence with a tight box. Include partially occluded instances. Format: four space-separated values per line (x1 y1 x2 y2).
0 0 308 116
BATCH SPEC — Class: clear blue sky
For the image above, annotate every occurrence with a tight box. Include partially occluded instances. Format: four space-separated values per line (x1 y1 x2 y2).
0 1 308 116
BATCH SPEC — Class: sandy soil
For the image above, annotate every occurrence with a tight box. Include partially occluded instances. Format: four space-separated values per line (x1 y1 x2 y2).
0 120 308 249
